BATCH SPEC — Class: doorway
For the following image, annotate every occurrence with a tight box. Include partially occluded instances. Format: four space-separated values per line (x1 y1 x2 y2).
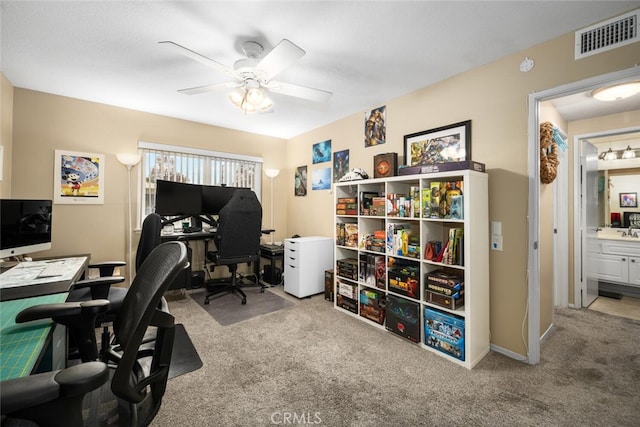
527 66 640 365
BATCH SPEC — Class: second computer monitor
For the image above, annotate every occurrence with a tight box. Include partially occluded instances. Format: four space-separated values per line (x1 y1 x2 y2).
201 185 248 215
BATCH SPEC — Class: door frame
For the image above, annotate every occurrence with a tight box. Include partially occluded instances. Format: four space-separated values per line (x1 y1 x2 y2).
527 66 640 365
573 126 640 307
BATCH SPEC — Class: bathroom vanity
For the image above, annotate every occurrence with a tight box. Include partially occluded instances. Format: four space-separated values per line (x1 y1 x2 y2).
596 229 640 287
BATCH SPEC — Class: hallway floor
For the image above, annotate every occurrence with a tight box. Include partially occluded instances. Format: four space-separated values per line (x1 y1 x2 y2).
589 295 640 321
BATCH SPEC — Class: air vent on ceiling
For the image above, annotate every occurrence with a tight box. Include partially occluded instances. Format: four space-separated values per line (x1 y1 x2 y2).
575 8 639 59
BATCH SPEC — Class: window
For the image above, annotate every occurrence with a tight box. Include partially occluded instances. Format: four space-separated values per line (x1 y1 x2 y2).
137 141 263 225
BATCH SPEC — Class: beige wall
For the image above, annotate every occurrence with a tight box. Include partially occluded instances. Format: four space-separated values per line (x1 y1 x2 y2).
1 73 13 197
286 32 639 356
5 24 639 358
9 89 286 280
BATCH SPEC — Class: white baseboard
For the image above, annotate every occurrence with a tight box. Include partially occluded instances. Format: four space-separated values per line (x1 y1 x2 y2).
490 343 528 362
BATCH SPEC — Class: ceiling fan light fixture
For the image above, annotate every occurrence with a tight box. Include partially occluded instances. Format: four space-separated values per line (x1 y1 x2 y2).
592 81 640 101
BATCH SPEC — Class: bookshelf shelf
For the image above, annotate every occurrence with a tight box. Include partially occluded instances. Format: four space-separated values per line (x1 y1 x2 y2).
333 169 489 369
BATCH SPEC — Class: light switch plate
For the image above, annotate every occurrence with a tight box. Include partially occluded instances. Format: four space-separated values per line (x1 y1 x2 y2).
491 235 503 251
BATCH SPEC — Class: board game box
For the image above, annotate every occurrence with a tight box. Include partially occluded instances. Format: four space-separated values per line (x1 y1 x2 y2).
385 295 420 343
424 307 465 361
359 288 386 325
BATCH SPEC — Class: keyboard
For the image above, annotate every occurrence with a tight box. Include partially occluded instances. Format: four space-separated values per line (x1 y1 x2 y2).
37 263 67 278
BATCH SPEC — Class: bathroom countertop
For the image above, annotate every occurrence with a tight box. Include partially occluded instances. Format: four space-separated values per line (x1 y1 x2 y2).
597 230 640 242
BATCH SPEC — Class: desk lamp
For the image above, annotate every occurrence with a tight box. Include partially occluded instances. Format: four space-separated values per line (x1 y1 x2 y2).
117 153 142 284
264 168 280 245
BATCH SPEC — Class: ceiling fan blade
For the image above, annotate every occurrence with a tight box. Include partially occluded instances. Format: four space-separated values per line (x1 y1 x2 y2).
255 39 305 80
178 82 241 95
267 81 332 103
159 41 240 79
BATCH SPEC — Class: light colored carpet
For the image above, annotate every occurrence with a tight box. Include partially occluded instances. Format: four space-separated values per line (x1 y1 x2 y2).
155 286 640 426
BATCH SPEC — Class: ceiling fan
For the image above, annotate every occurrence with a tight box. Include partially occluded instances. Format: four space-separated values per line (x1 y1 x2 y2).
160 39 332 113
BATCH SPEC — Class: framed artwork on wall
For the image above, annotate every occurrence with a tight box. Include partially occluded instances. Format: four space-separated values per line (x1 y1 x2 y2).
54 149 105 204
312 167 331 190
403 120 471 166
333 149 349 182
295 165 307 197
312 140 332 164
620 192 638 208
365 106 386 147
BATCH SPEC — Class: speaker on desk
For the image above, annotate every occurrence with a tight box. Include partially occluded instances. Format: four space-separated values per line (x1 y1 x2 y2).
263 264 282 285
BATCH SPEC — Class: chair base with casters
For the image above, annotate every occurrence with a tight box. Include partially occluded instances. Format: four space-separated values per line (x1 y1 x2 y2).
204 254 262 305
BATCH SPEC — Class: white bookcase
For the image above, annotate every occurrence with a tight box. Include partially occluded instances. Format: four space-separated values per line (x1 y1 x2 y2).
333 170 489 369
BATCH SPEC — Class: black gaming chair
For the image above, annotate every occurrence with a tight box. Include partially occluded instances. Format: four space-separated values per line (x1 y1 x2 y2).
1 241 189 427
65 213 163 362
204 189 262 305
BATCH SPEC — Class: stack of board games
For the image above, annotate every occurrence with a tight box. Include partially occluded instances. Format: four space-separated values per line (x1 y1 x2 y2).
387 257 419 299
364 230 386 253
425 269 464 310
336 278 358 314
424 307 465 361
386 295 420 343
359 288 386 324
337 258 358 281
336 196 357 215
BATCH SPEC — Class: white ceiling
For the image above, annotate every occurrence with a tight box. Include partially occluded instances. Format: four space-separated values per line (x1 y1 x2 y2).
1 1 639 139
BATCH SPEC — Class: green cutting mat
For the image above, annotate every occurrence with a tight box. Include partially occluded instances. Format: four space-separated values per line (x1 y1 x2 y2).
0 293 67 381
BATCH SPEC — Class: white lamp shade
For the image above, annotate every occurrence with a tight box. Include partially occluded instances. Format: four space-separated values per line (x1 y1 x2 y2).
265 168 280 178
116 153 141 167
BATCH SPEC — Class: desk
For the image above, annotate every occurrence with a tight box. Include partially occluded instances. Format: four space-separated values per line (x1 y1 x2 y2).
0 256 89 301
0 293 68 381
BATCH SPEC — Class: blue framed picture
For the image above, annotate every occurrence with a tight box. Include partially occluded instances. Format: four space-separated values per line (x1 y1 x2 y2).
312 140 331 164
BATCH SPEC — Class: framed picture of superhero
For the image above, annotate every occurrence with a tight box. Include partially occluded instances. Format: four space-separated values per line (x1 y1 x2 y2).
54 150 105 204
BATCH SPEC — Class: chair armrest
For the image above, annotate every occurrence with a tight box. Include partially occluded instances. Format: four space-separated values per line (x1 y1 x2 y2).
68 276 125 300
88 261 126 277
16 299 110 324
16 300 110 363
1 361 108 421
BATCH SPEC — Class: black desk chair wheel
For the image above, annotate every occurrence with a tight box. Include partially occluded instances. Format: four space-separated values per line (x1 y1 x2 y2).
204 189 262 305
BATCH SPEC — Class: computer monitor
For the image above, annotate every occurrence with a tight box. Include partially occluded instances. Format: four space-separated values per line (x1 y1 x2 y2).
155 180 203 217
1 199 53 259
201 185 248 215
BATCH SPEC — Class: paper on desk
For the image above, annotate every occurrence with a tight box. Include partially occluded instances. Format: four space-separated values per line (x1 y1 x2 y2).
0 257 86 289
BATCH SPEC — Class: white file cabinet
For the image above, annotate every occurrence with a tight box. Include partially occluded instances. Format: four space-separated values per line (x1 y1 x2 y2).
284 236 334 298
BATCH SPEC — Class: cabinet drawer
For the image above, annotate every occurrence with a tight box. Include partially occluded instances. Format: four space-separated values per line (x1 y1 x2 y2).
601 241 640 257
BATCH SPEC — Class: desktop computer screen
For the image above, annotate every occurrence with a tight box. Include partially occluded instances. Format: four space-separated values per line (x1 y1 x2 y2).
155 180 203 217
0 199 53 259
201 185 248 215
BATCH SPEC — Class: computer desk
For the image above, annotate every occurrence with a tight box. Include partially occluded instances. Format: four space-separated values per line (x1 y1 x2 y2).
0 255 89 302
0 256 89 381
160 228 277 286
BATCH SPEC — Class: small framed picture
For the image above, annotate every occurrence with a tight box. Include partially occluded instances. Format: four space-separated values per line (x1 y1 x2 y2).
619 192 638 208
403 120 471 166
54 150 105 204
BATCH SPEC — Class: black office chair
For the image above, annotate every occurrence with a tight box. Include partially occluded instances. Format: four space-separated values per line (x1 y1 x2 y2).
65 212 164 362
1 241 189 427
204 189 262 305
